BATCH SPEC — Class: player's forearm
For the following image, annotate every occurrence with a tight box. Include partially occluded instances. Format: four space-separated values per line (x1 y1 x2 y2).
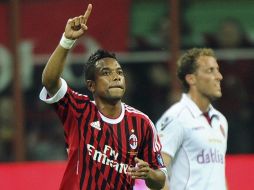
41 4 91 95
161 179 169 190
145 169 166 190
42 44 69 94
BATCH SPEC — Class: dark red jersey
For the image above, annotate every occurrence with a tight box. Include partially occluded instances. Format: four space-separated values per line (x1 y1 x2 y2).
52 87 165 190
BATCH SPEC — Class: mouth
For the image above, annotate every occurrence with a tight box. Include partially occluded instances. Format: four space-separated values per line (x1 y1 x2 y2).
215 83 221 89
109 84 124 89
109 85 124 89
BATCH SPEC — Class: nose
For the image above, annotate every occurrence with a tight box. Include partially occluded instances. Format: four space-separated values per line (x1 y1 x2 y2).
111 71 121 81
216 71 223 81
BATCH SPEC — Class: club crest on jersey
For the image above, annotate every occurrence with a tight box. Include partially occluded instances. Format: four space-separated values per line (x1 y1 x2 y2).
90 121 101 130
129 134 138 150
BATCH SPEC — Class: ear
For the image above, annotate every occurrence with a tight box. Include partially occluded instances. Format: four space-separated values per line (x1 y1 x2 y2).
86 80 95 93
185 73 196 86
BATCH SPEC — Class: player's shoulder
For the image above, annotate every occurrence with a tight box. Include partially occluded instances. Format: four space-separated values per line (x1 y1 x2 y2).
124 103 154 126
156 101 188 131
67 87 90 101
211 107 228 124
159 101 188 120
124 104 149 119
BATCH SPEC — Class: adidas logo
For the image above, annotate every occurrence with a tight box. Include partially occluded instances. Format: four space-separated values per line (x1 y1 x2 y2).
90 121 101 130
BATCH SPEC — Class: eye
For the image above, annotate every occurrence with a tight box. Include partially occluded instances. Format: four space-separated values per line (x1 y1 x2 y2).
207 68 214 73
102 70 111 76
117 70 124 75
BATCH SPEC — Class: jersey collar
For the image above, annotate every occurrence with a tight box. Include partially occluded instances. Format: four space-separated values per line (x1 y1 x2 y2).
96 102 125 124
181 93 218 119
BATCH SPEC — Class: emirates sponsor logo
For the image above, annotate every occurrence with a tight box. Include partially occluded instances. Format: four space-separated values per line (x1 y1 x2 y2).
87 144 129 174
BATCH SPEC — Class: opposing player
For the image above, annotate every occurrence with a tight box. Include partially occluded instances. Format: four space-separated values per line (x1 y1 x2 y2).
39 4 166 190
156 48 228 190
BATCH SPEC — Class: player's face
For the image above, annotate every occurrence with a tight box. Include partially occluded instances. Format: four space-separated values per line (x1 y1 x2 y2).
93 58 126 102
192 56 223 101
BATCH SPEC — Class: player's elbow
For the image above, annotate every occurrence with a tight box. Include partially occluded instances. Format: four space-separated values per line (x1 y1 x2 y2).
146 171 166 190
147 182 165 190
156 179 166 190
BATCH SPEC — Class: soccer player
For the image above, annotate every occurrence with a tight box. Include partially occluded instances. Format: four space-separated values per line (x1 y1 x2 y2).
156 48 228 190
39 4 166 190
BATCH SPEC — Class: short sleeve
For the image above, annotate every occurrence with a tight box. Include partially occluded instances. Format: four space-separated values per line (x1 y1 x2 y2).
39 78 90 124
142 119 167 177
39 78 67 104
156 115 184 158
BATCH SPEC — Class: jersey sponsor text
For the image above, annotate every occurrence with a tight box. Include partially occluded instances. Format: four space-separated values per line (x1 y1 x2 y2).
87 144 129 174
197 148 224 164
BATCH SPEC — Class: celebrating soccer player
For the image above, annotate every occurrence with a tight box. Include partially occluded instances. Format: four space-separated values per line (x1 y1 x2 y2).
39 4 166 190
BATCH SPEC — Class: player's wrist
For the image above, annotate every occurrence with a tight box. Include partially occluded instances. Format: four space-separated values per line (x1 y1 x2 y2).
59 33 76 49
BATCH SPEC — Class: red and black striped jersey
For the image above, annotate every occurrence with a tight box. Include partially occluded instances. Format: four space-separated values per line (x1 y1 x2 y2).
52 87 165 190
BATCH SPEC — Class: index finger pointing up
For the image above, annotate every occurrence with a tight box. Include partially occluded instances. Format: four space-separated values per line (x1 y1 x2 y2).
83 4 92 24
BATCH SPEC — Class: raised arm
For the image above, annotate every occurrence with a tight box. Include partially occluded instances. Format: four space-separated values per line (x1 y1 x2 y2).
42 4 92 95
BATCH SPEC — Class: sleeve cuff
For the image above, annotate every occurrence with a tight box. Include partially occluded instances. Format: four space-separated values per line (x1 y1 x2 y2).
39 78 68 104
160 167 168 178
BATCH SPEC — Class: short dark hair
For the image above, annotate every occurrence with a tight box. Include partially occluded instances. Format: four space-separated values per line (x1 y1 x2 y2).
177 48 215 92
84 49 117 81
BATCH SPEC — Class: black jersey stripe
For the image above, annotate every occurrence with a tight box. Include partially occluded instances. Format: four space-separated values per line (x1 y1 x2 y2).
145 119 153 165
101 179 107 190
80 103 93 189
121 116 132 188
99 122 114 187
116 122 122 162
68 96 86 114
68 91 89 104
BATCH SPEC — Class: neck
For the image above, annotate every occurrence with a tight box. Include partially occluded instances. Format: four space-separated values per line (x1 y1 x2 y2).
95 98 122 119
187 90 210 112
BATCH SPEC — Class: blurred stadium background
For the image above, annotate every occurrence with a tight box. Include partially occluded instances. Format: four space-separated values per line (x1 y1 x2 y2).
0 0 254 189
